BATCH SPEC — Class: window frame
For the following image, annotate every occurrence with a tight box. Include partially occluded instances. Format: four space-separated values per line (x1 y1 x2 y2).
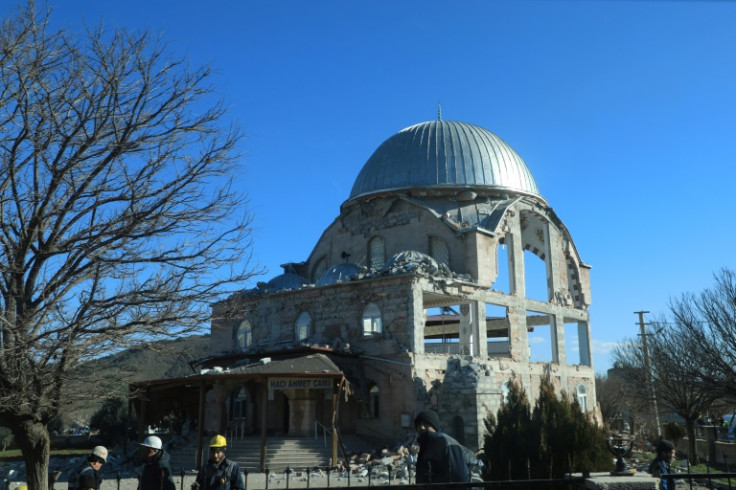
429 235 450 266
576 383 588 412
295 311 312 341
369 384 380 418
362 302 383 336
235 319 252 351
368 236 385 270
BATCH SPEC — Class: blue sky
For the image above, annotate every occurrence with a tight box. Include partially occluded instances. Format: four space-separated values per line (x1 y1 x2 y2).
7 0 736 374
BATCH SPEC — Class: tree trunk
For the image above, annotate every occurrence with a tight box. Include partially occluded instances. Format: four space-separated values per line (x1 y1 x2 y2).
12 418 50 490
685 418 698 466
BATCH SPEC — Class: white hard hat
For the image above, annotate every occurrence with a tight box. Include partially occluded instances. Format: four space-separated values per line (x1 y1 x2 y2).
92 445 108 463
139 435 163 450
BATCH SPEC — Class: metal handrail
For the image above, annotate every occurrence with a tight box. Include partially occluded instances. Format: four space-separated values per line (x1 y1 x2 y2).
314 420 331 448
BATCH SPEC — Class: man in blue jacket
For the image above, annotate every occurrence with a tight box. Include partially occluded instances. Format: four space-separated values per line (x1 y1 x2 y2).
414 410 472 484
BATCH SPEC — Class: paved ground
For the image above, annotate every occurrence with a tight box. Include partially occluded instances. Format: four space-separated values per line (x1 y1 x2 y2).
37 471 406 490
6 469 724 490
9 475 720 490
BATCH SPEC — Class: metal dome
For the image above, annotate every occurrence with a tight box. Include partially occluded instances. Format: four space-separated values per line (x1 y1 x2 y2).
316 263 365 286
349 120 539 200
265 272 309 292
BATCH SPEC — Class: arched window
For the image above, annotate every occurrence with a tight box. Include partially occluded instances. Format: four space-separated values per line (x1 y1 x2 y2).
231 386 249 419
368 236 385 270
362 303 382 336
295 312 312 341
430 236 449 266
369 385 380 418
576 383 588 412
236 320 252 350
502 381 511 404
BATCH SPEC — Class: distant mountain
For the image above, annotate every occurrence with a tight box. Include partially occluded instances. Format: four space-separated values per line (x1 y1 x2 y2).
61 334 210 424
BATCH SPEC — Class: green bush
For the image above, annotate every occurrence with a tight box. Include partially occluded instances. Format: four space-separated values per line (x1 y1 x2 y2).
89 397 138 446
482 376 612 480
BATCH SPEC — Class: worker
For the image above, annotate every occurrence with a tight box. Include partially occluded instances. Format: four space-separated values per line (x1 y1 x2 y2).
193 435 244 490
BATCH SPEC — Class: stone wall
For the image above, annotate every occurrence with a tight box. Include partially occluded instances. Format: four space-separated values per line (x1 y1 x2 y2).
680 436 736 464
211 274 418 357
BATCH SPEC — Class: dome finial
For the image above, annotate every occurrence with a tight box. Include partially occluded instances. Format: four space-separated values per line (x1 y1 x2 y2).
437 103 442 121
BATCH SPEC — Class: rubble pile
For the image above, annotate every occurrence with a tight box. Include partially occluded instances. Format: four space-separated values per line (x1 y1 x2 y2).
335 444 419 484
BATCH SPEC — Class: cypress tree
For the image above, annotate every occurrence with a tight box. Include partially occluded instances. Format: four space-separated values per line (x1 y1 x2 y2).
483 376 612 481
482 378 533 480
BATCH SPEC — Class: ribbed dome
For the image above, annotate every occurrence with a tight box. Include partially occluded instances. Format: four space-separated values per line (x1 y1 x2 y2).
316 263 365 286
265 272 309 292
349 120 539 200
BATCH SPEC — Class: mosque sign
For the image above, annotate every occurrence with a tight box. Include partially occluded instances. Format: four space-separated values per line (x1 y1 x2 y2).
268 377 333 391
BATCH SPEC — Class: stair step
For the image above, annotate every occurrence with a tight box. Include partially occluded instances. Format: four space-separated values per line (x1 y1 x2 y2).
166 437 336 472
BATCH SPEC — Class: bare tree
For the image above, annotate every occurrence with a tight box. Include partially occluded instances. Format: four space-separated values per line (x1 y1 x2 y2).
670 268 736 403
602 363 651 439
0 4 260 489
595 373 622 427
613 319 718 464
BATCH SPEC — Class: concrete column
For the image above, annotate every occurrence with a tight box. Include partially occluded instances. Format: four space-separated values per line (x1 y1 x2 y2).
409 285 425 354
554 314 568 389
507 306 529 362
550 314 563 364
542 221 555 302
578 321 592 367
506 213 525 298
506 213 529 362
459 300 487 358
288 396 316 436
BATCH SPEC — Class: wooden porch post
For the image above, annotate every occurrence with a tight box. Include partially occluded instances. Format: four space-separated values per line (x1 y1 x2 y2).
137 393 147 441
331 377 345 466
259 383 268 472
196 382 206 470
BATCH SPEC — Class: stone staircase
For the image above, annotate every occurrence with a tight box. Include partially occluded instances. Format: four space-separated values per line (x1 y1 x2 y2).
168 436 343 473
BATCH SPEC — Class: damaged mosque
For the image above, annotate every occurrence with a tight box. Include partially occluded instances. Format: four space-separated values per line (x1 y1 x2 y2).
131 116 597 468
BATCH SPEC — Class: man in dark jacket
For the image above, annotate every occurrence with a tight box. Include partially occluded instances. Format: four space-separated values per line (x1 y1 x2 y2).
68 446 108 490
414 410 472 484
649 439 676 490
138 435 176 490
193 435 244 490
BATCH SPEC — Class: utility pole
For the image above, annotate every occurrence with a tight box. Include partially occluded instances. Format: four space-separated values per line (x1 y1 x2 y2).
635 311 661 437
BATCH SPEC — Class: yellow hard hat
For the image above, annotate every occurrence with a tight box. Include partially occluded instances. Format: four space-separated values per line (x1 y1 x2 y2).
209 434 227 448
17 485 28 490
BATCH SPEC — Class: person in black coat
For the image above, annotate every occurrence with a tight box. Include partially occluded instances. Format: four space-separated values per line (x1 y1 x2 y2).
68 446 107 490
414 410 472 484
138 436 176 490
